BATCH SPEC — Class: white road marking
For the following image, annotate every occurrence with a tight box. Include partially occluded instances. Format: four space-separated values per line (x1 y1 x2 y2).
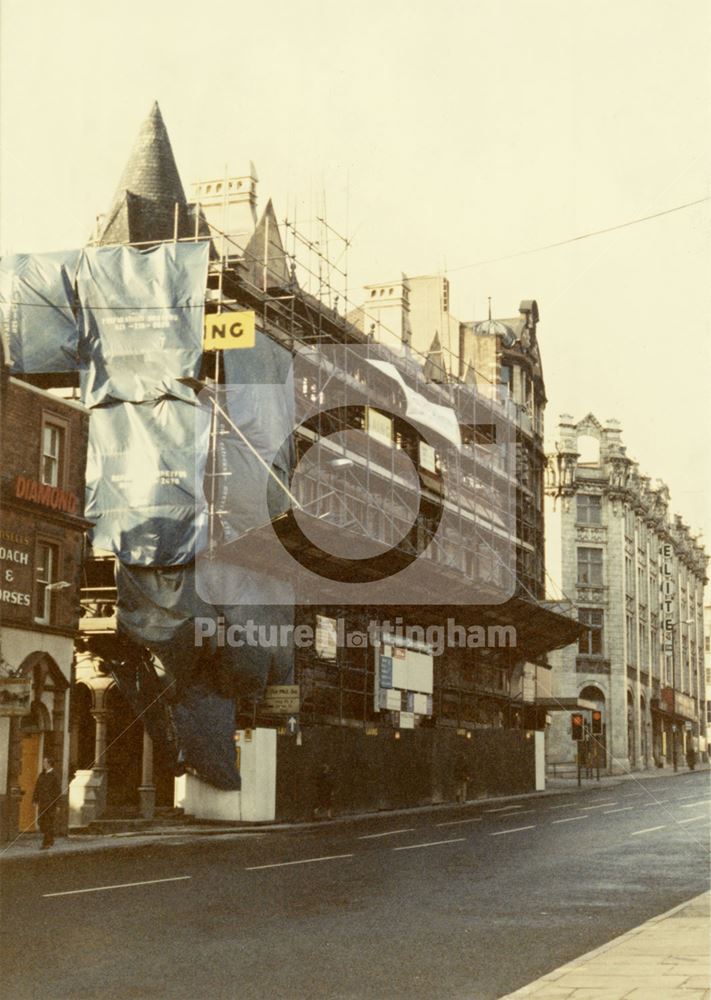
485 805 523 813
681 800 711 808
603 807 634 814
358 828 415 840
676 816 710 825
548 803 576 810
621 792 645 797
642 799 669 807
436 817 483 827
579 802 618 810
675 792 709 800
552 816 587 824
43 876 191 898
630 825 667 836
246 853 353 871
490 825 536 836
393 838 466 852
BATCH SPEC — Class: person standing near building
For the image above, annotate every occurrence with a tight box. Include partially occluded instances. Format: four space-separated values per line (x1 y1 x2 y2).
315 762 335 819
33 757 61 849
455 752 470 804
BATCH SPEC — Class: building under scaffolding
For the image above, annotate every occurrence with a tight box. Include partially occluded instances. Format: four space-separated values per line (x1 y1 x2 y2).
2 102 581 823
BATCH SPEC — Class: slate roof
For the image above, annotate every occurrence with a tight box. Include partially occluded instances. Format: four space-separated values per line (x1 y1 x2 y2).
96 102 193 246
241 199 291 290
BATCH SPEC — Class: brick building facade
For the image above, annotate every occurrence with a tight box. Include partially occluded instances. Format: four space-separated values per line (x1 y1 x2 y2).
0 371 89 840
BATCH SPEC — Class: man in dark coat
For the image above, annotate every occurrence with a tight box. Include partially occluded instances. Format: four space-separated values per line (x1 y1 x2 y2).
33 756 61 849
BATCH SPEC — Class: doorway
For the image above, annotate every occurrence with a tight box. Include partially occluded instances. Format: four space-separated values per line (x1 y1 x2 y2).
18 731 42 832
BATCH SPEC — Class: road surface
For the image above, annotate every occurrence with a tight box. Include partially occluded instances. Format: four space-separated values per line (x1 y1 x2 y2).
2 771 709 999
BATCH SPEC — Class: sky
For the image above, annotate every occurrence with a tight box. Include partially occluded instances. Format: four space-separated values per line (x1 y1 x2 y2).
1 0 709 552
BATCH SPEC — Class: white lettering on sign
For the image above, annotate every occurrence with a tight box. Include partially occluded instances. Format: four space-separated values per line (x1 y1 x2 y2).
0 590 31 606
0 547 29 565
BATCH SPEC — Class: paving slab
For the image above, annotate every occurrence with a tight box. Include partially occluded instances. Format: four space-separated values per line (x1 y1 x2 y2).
503 892 710 999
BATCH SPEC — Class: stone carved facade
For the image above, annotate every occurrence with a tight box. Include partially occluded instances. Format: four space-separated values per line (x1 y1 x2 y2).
545 414 707 774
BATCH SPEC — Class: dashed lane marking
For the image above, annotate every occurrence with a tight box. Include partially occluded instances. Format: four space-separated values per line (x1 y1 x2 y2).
603 807 634 814
246 854 353 871
630 825 667 836
436 817 483 827
681 800 711 808
676 816 710 825
551 816 587 824
579 802 618 810
393 838 466 852
44 876 191 898
485 805 523 813
358 828 415 840
490 825 536 836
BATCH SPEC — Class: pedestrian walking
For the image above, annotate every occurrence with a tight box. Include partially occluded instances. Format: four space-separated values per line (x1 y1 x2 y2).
455 753 470 804
32 756 61 849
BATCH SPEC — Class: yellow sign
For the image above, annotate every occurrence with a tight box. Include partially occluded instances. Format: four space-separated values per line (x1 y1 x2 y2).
204 311 256 350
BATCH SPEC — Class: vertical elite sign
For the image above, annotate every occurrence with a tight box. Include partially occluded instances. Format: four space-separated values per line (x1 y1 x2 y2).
661 543 675 656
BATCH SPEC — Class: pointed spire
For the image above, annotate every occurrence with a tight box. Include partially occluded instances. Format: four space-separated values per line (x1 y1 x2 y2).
423 331 446 382
242 199 290 290
113 102 186 206
96 102 190 245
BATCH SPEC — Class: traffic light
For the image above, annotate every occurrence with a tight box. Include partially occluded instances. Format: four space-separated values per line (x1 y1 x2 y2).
571 713 584 741
592 710 603 735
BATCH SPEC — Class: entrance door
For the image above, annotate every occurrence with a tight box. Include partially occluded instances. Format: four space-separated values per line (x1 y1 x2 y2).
18 732 42 832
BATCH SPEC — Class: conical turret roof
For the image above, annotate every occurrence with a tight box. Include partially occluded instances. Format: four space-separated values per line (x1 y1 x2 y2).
96 102 191 245
112 101 186 206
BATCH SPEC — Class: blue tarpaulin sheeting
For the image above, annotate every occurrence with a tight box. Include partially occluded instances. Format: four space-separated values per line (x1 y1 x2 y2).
115 561 245 790
0 250 81 373
77 242 208 406
115 561 216 687
173 685 241 790
85 397 210 565
194 330 297 693
214 329 295 542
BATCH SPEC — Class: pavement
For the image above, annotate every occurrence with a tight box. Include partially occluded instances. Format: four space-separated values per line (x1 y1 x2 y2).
503 892 710 999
